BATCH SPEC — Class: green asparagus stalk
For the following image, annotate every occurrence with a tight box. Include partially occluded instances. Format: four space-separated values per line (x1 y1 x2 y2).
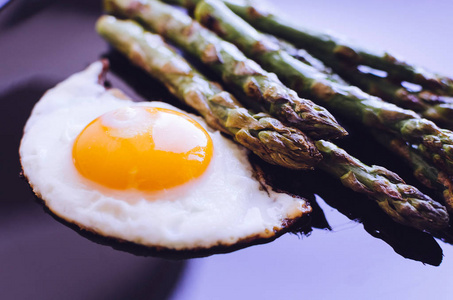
96 15 322 169
321 59 453 129
101 2 450 230
285 46 453 121
162 0 453 128
372 131 453 213
257 27 453 211
257 26 453 138
315 140 449 230
192 0 453 177
214 0 453 95
266 35 339 80
103 0 347 141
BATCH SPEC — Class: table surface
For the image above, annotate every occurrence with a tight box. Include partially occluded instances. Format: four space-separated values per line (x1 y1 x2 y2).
1 1 453 299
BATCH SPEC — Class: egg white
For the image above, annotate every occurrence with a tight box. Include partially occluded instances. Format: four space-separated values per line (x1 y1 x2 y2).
19 61 310 251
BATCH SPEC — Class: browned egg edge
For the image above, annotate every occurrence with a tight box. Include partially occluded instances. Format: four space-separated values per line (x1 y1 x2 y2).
21 161 312 259
18 60 312 258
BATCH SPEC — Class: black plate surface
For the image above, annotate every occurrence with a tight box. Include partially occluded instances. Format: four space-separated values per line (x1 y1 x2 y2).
1 1 453 299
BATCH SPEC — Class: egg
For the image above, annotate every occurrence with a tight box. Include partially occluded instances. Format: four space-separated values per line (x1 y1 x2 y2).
19 61 311 253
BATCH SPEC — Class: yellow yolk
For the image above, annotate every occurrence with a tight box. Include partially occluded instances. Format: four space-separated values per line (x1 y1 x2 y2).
72 107 213 191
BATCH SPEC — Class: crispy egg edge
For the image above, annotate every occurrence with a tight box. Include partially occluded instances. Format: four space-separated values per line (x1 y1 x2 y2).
19 60 312 257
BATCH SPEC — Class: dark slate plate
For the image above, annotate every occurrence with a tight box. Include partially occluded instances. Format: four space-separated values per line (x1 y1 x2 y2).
1 0 453 299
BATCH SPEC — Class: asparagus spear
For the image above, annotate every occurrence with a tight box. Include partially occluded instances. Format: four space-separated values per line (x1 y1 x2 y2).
162 0 453 128
96 15 322 170
315 140 449 230
101 3 449 230
103 0 347 141
372 131 453 213
320 58 453 129
192 0 453 177
213 0 453 95
279 39 453 129
219 13 453 215
265 35 338 79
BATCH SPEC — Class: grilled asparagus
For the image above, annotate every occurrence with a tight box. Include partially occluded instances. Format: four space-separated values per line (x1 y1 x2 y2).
103 0 347 140
99 5 449 230
96 15 322 169
215 0 453 95
193 0 453 177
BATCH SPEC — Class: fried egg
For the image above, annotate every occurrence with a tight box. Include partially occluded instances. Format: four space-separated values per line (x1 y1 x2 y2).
19 61 310 252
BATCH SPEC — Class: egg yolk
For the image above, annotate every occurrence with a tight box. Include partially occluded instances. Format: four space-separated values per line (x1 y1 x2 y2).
72 107 213 191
